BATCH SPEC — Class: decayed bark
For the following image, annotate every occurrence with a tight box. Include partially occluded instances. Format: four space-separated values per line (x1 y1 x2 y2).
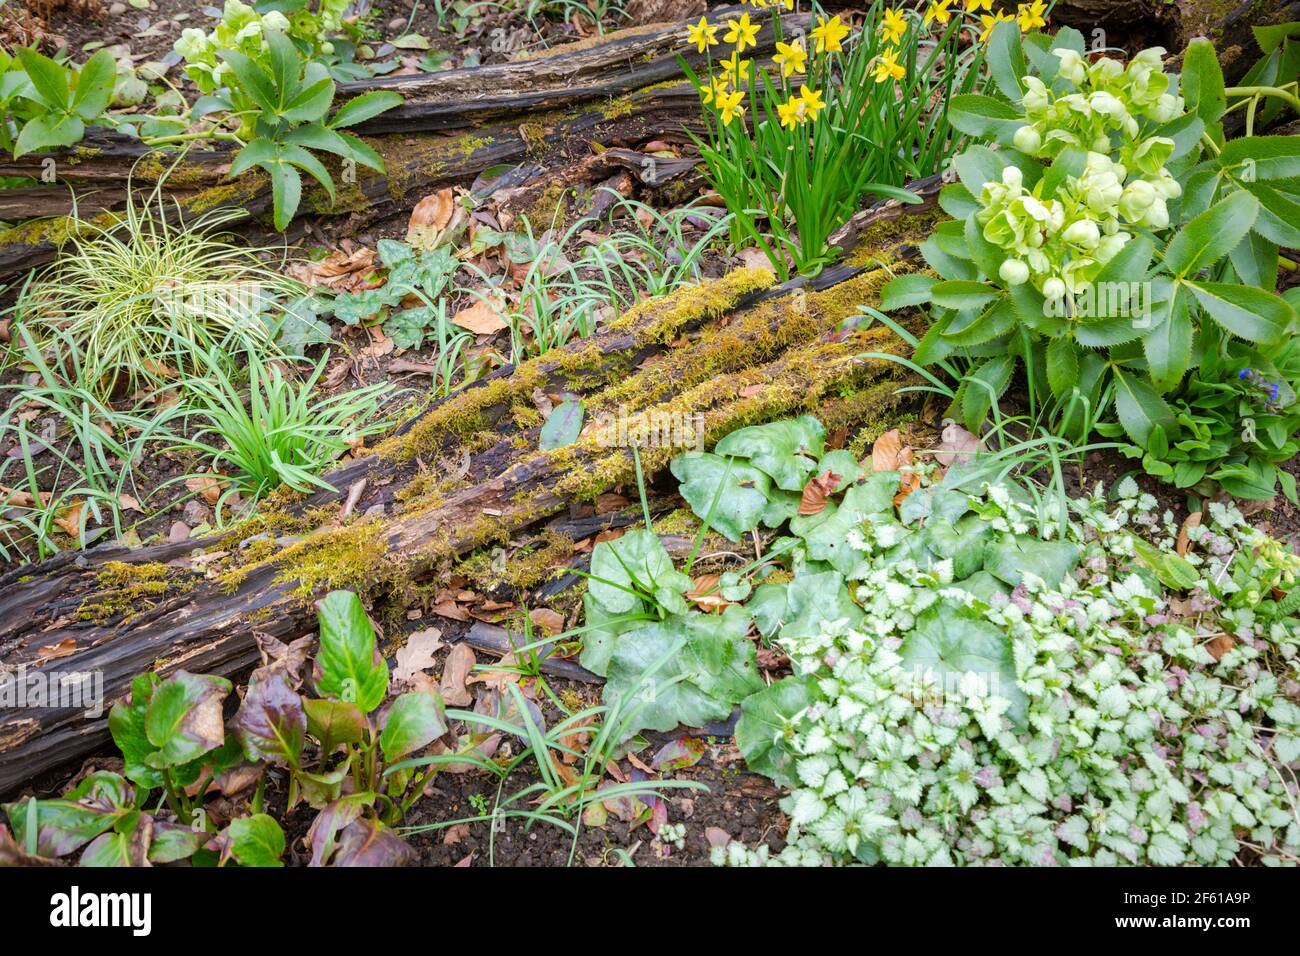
0 180 942 794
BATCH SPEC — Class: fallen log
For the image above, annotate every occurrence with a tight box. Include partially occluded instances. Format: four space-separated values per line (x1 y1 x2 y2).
0 184 943 795
0 5 788 281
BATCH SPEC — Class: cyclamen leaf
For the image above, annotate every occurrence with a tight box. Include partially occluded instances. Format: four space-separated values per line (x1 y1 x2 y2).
898 602 1027 727
735 675 821 788
588 529 683 614
714 416 825 491
670 451 771 542
538 400 584 451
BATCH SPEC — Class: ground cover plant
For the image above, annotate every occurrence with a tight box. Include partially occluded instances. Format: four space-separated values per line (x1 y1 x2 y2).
0 0 1299 872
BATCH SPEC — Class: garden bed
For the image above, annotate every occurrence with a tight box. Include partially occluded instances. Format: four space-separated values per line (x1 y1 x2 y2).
1 0 1299 871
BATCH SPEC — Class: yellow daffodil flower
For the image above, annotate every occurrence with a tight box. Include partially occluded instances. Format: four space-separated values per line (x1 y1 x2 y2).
811 15 849 54
717 88 747 126
1016 0 1047 31
798 84 825 120
777 96 807 128
773 39 808 78
871 48 906 83
723 13 760 53
978 11 1014 42
719 50 753 84
700 75 729 105
880 7 908 45
686 16 718 53
923 0 952 27
964 0 992 12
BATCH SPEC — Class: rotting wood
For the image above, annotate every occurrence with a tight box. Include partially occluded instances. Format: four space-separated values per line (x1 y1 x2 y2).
0 179 941 794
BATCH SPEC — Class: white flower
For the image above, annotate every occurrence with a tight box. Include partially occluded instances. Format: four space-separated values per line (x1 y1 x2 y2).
1054 48 1087 85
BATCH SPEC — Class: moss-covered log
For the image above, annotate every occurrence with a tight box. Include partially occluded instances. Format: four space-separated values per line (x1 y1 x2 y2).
0 3 794 282
0 182 941 795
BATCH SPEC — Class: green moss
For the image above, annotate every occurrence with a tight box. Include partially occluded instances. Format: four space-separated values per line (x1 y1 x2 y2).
270 520 398 601
841 206 948 268
78 561 195 624
0 208 119 250
519 178 569 229
653 508 702 536
377 361 544 463
456 529 576 593
376 132 492 201
605 266 777 344
519 121 549 160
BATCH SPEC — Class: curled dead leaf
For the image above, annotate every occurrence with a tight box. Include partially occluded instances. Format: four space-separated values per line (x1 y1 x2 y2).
1176 511 1202 557
798 468 842 516
1206 633 1235 662
439 643 476 707
871 429 909 472
934 421 979 466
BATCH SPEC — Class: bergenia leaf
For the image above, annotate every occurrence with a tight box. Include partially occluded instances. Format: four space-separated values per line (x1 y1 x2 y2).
142 671 232 770
234 671 307 768
315 590 389 714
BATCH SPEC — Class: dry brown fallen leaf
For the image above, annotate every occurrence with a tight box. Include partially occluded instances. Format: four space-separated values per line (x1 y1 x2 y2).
453 292 510 335
117 493 144 513
1206 633 1235 662
798 468 842 516
871 428 908 472
291 247 379 292
1177 511 1203 557
431 599 471 622
53 501 85 537
360 327 395 358
406 187 467 251
394 627 444 685
934 421 980 466
686 573 729 613
529 607 565 636
894 469 922 508
439 644 476 706
37 638 77 661
185 474 224 506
